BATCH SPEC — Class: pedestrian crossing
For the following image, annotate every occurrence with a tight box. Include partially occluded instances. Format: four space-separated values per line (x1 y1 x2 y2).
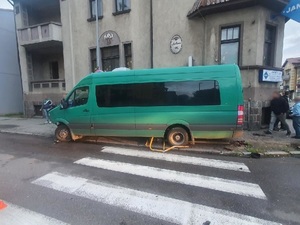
2 146 281 224
0 201 68 225
101 146 250 172
33 172 278 225
74 157 266 199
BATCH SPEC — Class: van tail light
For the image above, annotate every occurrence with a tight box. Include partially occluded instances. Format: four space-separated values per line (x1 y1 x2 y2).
237 105 244 126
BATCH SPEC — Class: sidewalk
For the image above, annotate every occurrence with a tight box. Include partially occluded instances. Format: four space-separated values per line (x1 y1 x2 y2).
0 117 56 138
0 116 299 157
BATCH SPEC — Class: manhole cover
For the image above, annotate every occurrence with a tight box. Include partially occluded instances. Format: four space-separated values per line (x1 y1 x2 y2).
0 125 19 129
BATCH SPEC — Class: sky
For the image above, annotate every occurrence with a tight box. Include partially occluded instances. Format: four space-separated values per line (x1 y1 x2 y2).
0 0 299 64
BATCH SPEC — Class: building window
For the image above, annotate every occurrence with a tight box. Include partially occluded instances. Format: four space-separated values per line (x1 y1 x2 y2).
89 0 102 18
124 43 132 69
90 49 97 72
115 0 130 14
101 46 120 71
220 25 240 65
264 25 276 67
50 61 59 79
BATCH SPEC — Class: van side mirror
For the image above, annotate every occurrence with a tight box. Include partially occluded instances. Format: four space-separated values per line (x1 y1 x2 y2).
60 99 68 109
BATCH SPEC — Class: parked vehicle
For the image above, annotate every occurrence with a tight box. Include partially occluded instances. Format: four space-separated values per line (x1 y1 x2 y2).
49 65 244 146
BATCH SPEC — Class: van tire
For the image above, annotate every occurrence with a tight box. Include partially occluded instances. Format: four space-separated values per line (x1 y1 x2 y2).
55 124 72 142
167 127 189 146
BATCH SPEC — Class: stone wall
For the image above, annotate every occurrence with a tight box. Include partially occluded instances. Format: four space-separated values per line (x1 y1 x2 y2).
24 93 64 117
244 100 271 130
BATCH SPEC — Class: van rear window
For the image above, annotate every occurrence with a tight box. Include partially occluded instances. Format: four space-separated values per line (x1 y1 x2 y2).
96 80 221 107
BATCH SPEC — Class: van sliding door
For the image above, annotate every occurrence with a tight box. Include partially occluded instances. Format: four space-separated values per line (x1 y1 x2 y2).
92 83 135 137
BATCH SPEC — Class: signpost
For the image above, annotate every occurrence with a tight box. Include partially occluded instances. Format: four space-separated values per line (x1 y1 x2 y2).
282 0 300 23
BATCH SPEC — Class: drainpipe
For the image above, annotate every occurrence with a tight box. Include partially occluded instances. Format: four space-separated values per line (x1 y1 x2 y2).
247 98 251 131
150 0 153 68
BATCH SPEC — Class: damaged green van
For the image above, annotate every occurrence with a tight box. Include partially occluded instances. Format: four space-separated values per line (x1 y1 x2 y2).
49 65 244 146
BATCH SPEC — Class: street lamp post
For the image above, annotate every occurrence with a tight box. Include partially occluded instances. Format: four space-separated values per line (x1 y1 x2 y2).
95 0 100 68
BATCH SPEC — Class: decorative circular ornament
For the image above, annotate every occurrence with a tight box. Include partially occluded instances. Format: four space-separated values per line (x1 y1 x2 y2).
170 35 182 54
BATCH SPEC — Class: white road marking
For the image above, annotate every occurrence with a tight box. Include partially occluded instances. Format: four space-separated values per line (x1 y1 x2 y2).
0 201 68 225
74 157 266 199
101 146 250 172
33 172 279 225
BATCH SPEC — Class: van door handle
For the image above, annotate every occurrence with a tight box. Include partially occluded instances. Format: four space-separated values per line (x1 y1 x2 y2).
83 109 90 113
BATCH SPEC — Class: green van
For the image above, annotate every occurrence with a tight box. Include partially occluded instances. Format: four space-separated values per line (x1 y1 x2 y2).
49 65 244 146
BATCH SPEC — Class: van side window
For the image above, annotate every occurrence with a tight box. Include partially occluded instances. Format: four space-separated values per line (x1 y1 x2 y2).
96 80 220 107
68 87 89 107
96 84 134 107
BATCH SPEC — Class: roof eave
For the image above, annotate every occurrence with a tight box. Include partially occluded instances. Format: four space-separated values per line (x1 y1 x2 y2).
188 0 289 19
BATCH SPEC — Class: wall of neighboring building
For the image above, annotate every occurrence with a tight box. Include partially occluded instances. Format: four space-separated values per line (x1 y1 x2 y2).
0 9 23 115
284 62 297 91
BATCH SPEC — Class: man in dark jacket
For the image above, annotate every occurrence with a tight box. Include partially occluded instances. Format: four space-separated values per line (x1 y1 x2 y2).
265 91 291 135
273 91 290 130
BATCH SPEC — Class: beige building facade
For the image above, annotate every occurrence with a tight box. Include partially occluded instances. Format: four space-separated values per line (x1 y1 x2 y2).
282 58 300 98
13 0 289 129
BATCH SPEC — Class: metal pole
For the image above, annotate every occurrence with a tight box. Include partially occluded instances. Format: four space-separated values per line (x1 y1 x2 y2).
150 0 153 68
95 0 100 68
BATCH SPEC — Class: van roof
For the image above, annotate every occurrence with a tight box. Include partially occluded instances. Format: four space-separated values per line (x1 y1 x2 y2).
87 64 239 79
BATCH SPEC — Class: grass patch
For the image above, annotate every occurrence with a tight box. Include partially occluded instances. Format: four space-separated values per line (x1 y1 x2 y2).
246 144 265 154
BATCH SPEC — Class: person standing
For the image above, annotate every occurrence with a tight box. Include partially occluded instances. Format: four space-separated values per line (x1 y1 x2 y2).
265 91 291 136
292 96 300 139
273 91 290 131
41 99 53 124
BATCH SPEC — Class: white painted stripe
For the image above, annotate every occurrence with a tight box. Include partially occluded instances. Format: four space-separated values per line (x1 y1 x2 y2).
0 202 68 225
74 157 266 199
102 146 250 172
33 172 279 225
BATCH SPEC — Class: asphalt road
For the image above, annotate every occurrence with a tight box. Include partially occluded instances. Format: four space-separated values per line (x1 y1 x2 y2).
0 133 299 225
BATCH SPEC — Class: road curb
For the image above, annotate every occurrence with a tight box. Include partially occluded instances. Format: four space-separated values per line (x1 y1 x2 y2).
0 130 52 138
0 130 34 136
1 130 299 158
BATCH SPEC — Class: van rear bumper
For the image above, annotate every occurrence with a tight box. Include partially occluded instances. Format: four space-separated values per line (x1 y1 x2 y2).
232 126 243 138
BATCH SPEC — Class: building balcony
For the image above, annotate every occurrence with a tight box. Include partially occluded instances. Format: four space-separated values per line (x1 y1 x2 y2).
188 0 289 18
18 22 62 49
31 79 65 93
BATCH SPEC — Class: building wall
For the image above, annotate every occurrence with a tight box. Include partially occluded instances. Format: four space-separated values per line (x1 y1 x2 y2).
14 0 288 128
32 53 64 81
284 62 297 91
152 0 203 68
0 9 23 115
61 0 151 92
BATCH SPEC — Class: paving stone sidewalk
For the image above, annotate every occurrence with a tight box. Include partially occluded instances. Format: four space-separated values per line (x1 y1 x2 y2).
0 116 299 157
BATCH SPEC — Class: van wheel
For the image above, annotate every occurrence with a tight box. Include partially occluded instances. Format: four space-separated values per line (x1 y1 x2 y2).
167 127 189 146
55 124 72 142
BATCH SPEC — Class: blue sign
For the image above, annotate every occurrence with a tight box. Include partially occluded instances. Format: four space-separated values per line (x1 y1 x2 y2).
282 0 300 23
259 69 283 83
